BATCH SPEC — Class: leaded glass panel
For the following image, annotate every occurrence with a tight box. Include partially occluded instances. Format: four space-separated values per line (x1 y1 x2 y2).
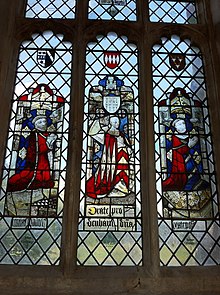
77 32 142 266
0 31 72 264
25 0 76 19
153 35 220 266
149 0 197 24
88 0 136 21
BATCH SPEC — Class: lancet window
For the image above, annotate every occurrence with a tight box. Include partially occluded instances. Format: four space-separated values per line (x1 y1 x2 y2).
153 35 220 266
0 31 72 265
77 32 142 266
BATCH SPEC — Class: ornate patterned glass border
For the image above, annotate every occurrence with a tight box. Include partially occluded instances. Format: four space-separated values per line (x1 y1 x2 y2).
88 0 136 21
149 0 198 24
25 0 76 19
77 32 142 266
153 35 220 266
0 31 72 265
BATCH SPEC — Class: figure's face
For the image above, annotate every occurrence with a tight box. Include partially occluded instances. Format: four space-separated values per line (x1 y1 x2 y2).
110 117 119 129
174 119 186 133
34 118 47 131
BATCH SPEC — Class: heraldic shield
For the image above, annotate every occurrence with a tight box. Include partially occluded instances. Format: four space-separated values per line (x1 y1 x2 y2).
103 95 121 113
37 49 55 68
104 51 120 69
169 53 186 71
102 75 122 113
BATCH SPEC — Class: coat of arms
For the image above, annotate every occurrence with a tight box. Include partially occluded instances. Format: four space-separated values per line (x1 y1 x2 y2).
104 51 121 69
169 53 185 71
103 95 121 113
37 49 55 68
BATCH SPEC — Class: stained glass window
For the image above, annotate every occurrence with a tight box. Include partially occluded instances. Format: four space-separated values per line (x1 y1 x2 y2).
149 0 198 24
88 0 136 21
77 32 142 266
0 31 72 264
25 0 76 19
153 35 220 266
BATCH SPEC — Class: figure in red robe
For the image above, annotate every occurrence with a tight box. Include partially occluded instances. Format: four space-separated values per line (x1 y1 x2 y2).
162 118 208 191
7 115 57 192
162 133 190 191
86 116 131 199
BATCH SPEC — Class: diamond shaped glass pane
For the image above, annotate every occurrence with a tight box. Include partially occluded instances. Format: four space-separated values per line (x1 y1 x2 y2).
149 0 198 24
25 0 76 19
88 0 136 21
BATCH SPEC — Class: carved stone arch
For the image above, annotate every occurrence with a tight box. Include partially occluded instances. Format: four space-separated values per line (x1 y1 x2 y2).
83 21 142 44
15 21 75 45
149 23 208 49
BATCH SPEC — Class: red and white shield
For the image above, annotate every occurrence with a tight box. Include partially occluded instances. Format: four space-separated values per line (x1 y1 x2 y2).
104 51 120 69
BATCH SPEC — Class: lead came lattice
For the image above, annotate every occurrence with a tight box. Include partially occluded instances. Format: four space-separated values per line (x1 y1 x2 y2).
25 0 76 19
88 0 136 21
153 35 220 266
0 31 72 265
149 0 198 24
77 32 142 266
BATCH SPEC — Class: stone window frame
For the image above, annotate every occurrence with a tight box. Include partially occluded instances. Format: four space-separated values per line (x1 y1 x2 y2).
0 0 219 294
